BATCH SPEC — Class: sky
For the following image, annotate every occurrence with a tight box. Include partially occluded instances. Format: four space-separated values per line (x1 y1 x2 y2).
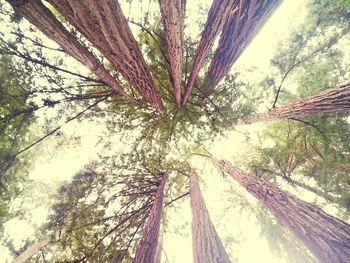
0 0 324 262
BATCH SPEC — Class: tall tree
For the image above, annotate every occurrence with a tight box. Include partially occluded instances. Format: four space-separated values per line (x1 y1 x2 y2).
244 83 350 123
183 0 236 106
203 0 283 96
6 0 131 101
47 0 165 113
159 0 185 107
189 170 231 263
7 0 165 112
211 157 350 263
133 172 168 263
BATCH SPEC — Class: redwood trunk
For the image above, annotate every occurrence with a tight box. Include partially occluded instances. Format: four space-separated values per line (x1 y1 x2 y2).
48 0 165 113
7 0 131 100
183 0 237 106
189 170 231 263
203 0 282 96
133 173 168 263
244 83 350 123
159 0 185 107
212 157 350 263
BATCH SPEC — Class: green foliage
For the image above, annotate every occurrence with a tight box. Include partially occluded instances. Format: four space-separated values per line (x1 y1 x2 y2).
0 53 34 226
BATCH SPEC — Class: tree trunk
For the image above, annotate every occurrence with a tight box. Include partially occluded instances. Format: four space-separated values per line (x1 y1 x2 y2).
13 239 49 263
203 0 282 96
47 0 165 113
6 0 132 101
258 167 338 204
133 173 168 263
286 176 337 204
159 0 185 107
244 83 350 123
182 0 237 106
212 157 350 263
189 170 231 263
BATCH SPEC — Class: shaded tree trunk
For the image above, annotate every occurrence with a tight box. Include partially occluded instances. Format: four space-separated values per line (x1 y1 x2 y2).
189 170 231 263
203 0 282 96
212 157 350 263
133 172 168 263
7 0 131 101
286 176 338 204
47 0 165 113
159 0 185 107
13 239 49 263
182 0 236 106
244 83 350 123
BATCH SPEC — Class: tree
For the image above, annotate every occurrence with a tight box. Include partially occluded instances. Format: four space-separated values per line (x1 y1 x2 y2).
133 172 168 263
244 83 350 123
211 157 350 263
183 0 236 105
159 0 185 107
189 169 231 263
202 0 283 96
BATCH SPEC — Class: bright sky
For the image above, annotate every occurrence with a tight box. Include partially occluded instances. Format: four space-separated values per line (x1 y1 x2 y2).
1 0 322 262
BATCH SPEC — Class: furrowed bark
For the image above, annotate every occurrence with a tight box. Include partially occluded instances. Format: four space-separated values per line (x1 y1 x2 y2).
211 157 350 263
189 170 231 263
48 0 165 113
244 83 350 123
203 0 282 96
133 173 168 263
13 239 49 263
159 0 185 107
6 0 131 100
183 0 237 106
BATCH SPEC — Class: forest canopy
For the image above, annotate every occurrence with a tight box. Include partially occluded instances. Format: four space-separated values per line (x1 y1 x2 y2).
0 0 350 262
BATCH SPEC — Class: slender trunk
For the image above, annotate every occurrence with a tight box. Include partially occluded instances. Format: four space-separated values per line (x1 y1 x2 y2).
159 0 185 107
48 0 165 113
244 83 350 123
286 176 337 204
133 173 168 263
212 157 350 263
203 0 282 96
189 170 231 263
13 239 49 263
183 0 237 106
6 0 131 101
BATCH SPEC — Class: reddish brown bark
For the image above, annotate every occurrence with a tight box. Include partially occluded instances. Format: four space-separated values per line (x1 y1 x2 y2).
6 0 132 100
203 0 282 96
133 173 168 263
189 170 231 263
48 0 165 113
244 83 350 123
183 0 237 106
212 157 350 263
159 0 185 107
